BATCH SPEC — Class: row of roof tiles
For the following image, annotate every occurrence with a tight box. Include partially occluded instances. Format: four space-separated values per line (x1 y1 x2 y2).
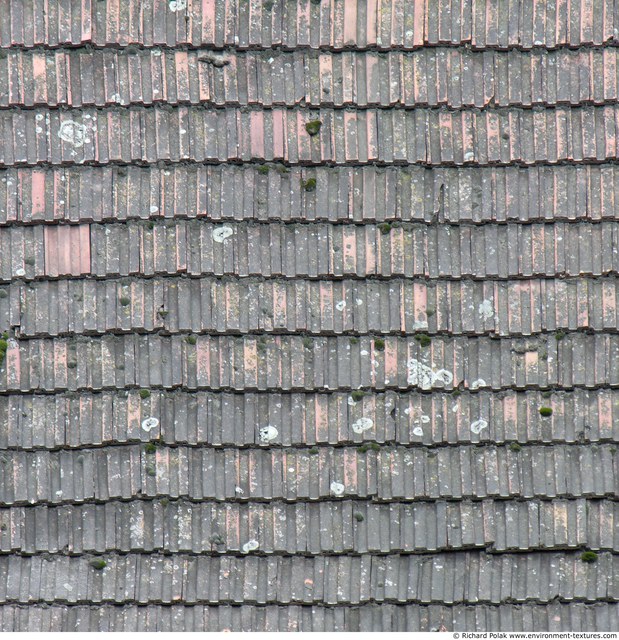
4 47 619 109
0 552 616 604
1 389 616 450
2 105 619 166
3 276 619 339
5 601 619 633
2 164 616 225
0 0 615 50
1 333 619 392
2 498 616 555
2 602 617 633
2 221 617 281
0 444 616 504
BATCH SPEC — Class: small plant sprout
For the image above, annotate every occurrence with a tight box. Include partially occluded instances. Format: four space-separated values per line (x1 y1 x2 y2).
305 120 322 136
539 407 553 417
581 551 598 563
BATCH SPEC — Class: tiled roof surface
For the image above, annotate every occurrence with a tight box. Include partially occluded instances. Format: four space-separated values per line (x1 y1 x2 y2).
0 0 618 632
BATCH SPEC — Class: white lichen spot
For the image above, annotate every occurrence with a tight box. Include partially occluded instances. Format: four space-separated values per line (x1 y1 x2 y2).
169 0 187 10
58 120 87 147
407 359 453 389
478 299 494 321
35 126 42 133
335 300 346 311
141 417 159 432
452 404 459 413
470 418 488 434
241 539 259 553
464 151 475 162
330 481 345 496
360 350 369 356
14 268 25 277
234 486 244 495
470 378 487 390
352 417 373 434
413 320 429 330
259 425 278 442
149 205 159 214
212 226 233 242
356 299 363 306
412 426 424 437
35 113 44 121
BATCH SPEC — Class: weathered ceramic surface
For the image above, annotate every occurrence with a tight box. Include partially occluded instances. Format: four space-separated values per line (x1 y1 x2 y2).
0 0 617 632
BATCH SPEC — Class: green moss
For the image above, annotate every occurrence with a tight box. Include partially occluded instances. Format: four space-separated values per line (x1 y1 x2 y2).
146 464 157 476
119 296 131 307
539 407 553 417
209 533 225 546
414 333 431 348
67 360 77 369
302 177 317 192
357 445 369 454
1 332 7 340
351 390 365 402
144 442 157 454
379 222 392 235
555 330 567 341
257 164 270 174
89 558 107 570
308 447 319 455
451 389 461 397
509 442 522 452
275 163 290 175
185 335 197 345
24 256 35 266
159 497 169 507
354 512 364 522
426 308 436 317
581 551 598 563
158 309 168 318
349 337 359 345
369 442 381 452
305 120 322 136
139 389 151 399
374 338 385 351
0 290 7 299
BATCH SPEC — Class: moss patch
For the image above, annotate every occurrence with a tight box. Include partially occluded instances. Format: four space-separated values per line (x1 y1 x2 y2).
373 338 385 351
139 389 151 399
539 407 553 417
302 177 317 192
581 551 598 563
305 120 322 136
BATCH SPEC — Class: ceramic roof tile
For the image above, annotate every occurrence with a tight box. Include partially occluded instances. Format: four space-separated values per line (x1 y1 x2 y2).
3 0 619 631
